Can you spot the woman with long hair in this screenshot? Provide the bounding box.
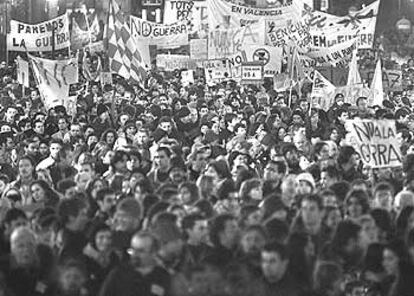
[30,179,61,208]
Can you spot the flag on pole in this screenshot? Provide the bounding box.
[29,54,78,111]
[106,0,147,86]
[347,48,362,86]
[370,59,384,106]
[311,70,336,111]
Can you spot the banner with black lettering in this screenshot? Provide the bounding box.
[163,0,208,37]
[7,14,70,52]
[345,119,402,168]
[29,54,79,110]
[130,16,189,48]
[299,38,357,68]
[207,0,300,29]
[306,0,379,49]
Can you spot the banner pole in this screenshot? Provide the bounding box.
[51,27,56,59]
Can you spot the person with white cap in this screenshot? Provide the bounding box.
[296,172,316,195]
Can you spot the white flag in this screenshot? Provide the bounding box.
[29,54,78,110]
[311,70,336,111]
[370,59,384,106]
[347,48,362,86]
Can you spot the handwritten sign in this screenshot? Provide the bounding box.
[300,38,357,68]
[345,119,402,168]
[7,14,70,52]
[181,70,194,86]
[130,16,189,48]
[267,18,312,49]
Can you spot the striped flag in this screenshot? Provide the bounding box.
[107,0,147,86]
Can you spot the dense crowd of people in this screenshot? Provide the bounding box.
[0,48,413,296]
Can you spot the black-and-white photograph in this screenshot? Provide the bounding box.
[0,0,413,295]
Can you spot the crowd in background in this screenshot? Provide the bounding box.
[0,46,413,296]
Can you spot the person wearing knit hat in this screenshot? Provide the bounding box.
[296,172,315,195]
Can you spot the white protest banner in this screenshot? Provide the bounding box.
[345,119,402,168]
[190,39,207,60]
[181,70,194,86]
[310,70,336,110]
[29,54,78,110]
[242,45,283,77]
[156,54,197,71]
[266,17,312,49]
[164,0,208,37]
[7,14,70,52]
[164,0,194,23]
[299,38,357,68]
[241,62,264,85]
[207,0,300,29]
[16,57,30,88]
[208,24,265,59]
[130,16,189,48]
[306,0,379,49]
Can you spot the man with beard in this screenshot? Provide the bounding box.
[100,231,170,296]
[281,143,302,175]
[262,160,286,197]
